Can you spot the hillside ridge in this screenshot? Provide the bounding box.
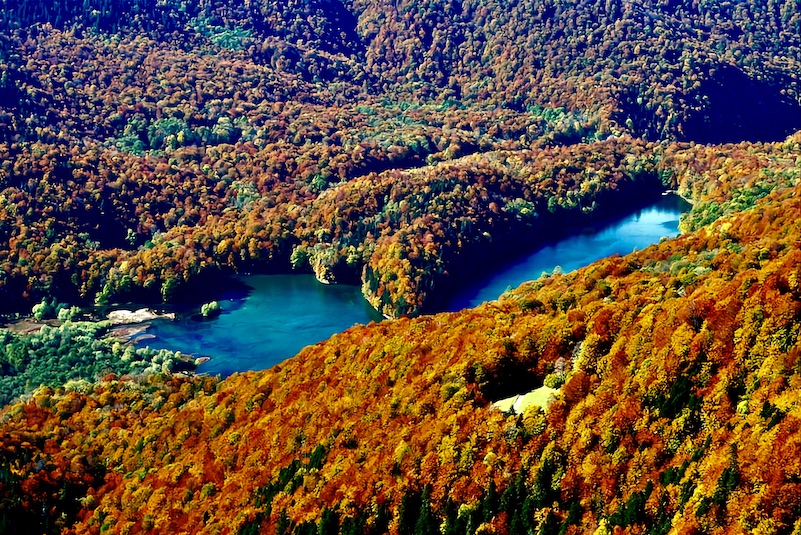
[1,137,800,532]
[1,1,801,533]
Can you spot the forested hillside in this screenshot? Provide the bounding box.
[1,0,801,533]
[0,140,799,533]
[1,0,801,317]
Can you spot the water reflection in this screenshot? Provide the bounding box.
[446,195,689,311]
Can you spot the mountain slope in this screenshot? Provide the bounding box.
[1,2,801,533]
[1,139,799,533]
[1,0,801,316]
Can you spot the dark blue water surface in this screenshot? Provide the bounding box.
[139,195,688,375]
[446,194,690,311]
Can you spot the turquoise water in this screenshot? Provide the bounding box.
[139,195,688,375]
[141,275,382,376]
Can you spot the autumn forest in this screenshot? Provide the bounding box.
[1,0,801,533]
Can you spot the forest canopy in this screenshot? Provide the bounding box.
[1,1,801,534]
[1,0,801,317]
[0,150,799,534]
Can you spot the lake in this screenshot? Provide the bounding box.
[140,275,382,376]
[138,194,689,375]
[446,194,690,311]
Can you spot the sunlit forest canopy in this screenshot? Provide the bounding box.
[2,0,801,319]
[1,2,801,533]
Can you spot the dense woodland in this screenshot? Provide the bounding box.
[1,0,801,533]
[0,144,799,533]
[2,0,801,317]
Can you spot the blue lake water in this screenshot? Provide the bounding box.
[446,194,690,311]
[141,275,382,376]
[139,195,689,375]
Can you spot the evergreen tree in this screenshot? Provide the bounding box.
[318,508,339,535]
[398,489,422,535]
[481,479,499,522]
[415,486,438,535]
